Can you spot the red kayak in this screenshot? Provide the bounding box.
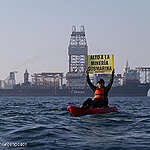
[67,106,118,117]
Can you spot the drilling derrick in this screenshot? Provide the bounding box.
[66,25,88,89]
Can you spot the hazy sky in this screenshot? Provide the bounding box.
[0,0,150,82]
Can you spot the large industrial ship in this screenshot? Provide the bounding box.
[0,26,150,96]
[0,67,149,97]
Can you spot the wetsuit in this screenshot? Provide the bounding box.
[82,71,114,108]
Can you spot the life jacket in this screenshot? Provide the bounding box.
[93,87,105,100]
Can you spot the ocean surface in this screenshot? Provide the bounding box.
[0,96,150,150]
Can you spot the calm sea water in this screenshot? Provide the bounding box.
[0,96,150,150]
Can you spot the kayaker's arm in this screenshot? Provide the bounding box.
[86,70,96,92]
[105,69,114,92]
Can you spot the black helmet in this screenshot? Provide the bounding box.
[97,79,105,85]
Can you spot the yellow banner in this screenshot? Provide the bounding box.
[86,54,114,74]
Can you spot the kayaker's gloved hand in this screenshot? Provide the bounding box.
[85,69,89,76]
[112,69,115,75]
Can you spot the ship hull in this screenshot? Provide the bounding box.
[109,84,150,97]
[0,83,149,97]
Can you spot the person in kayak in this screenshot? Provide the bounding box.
[80,69,114,109]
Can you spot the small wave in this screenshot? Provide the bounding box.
[49,107,67,111]
[8,125,48,136]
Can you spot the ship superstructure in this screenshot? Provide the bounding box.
[123,61,140,85]
[0,71,17,89]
